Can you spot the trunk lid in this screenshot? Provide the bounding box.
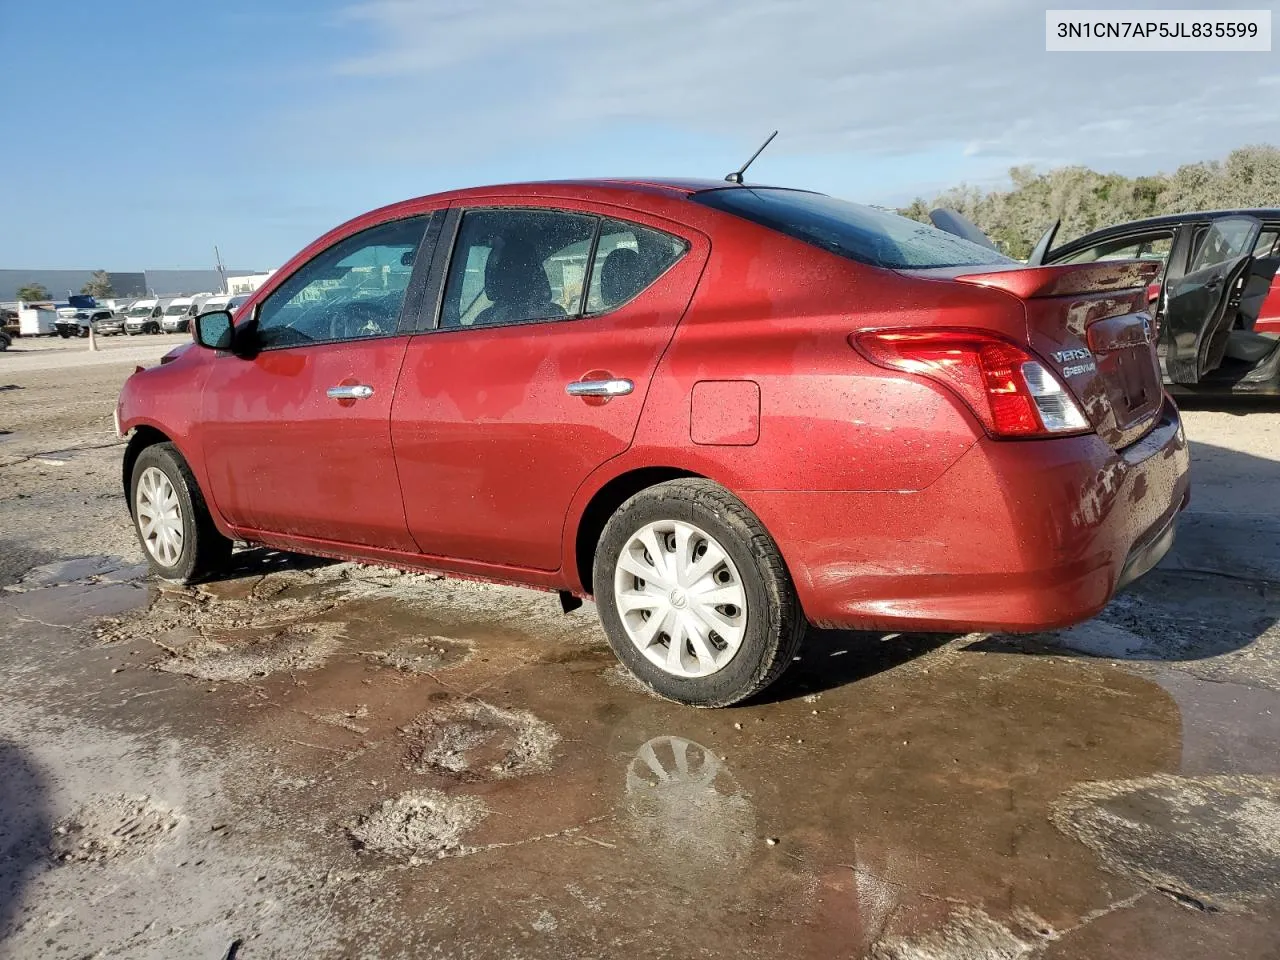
[945,260,1164,450]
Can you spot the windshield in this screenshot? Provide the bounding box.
[128,305,154,317]
[692,187,1013,270]
[164,303,190,315]
[202,300,228,313]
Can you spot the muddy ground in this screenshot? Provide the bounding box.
[2,333,1279,959]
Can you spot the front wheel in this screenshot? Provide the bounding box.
[130,442,232,583]
[59,330,71,339]
[594,479,806,708]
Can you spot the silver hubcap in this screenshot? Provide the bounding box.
[613,520,747,678]
[136,466,184,567]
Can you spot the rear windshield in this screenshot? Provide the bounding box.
[692,187,1013,270]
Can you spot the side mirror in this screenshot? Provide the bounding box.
[193,310,234,351]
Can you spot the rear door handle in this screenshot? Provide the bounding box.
[327,384,374,400]
[566,378,633,397]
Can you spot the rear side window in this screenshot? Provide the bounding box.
[586,219,687,313]
[440,209,688,328]
[692,188,1012,269]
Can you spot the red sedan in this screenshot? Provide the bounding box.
[117,178,1190,706]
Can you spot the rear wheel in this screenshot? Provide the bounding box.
[594,479,805,707]
[130,443,232,583]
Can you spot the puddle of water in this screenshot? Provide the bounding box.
[5,580,150,629]
[5,555,148,592]
[1053,774,1280,912]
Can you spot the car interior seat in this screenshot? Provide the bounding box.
[473,239,564,326]
[598,248,646,308]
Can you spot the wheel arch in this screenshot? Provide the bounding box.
[571,466,704,595]
[121,425,175,515]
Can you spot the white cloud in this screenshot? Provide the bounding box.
[312,0,1279,175]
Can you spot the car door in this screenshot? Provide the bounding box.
[391,203,708,570]
[1162,216,1262,383]
[199,211,443,549]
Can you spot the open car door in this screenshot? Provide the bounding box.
[1162,216,1263,384]
[1025,220,1059,266]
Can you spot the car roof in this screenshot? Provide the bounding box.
[359,178,812,219]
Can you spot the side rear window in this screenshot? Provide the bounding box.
[439,209,688,329]
[586,219,687,314]
[691,187,1011,269]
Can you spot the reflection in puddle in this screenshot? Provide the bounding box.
[624,735,755,869]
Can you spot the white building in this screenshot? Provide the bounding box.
[226,271,276,295]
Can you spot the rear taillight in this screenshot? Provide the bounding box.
[852,328,1090,438]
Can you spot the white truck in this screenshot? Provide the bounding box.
[160,296,202,333]
[124,298,165,335]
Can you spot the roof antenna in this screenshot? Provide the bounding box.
[724,130,778,184]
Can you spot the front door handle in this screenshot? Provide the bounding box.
[566,378,634,398]
[327,384,375,400]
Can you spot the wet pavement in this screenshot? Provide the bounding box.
[2,517,1279,959]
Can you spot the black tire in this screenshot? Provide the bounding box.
[593,478,806,708]
[130,442,232,583]
[59,330,71,339]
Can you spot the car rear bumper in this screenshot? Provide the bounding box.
[745,397,1190,633]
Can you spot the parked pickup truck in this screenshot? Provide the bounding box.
[55,307,114,338]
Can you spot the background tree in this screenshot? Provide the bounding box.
[16,283,51,303]
[80,270,115,298]
[900,144,1280,259]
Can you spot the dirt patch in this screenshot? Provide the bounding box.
[347,788,488,864]
[313,704,371,734]
[154,621,346,682]
[400,700,559,781]
[869,906,1055,960]
[50,794,180,864]
[601,661,652,695]
[1052,774,1280,911]
[365,635,473,673]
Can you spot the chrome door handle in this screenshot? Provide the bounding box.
[566,378,633,397]
[327,384,375,400]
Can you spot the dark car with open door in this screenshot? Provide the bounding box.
[930,208,1280,396]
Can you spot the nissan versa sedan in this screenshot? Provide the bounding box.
[116,178,1190,706]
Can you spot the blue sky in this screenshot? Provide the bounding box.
[1,0,1277,269]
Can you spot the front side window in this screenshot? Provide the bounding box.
[254,215,429,349]
[441,209,597,328]
[692,187,1011,270]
